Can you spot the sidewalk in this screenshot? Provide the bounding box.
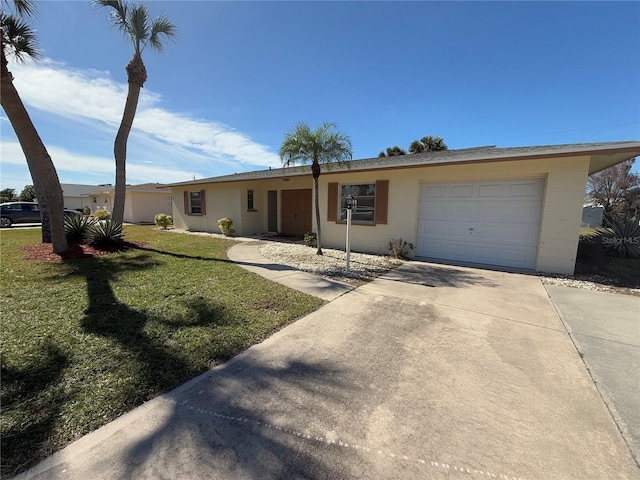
[226,241,354,301]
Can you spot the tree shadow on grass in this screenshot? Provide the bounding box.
[0,341,69,479]
[131,244,234,263]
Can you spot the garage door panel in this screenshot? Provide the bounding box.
[417,179,544,269]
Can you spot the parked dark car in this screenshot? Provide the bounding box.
[0,202,77,228]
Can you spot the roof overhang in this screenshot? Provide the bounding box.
[165,141,640,188]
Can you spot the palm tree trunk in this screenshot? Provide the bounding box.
[314,175,323,255]
[1,49,68,253]
[112,53,146,225]
[112,79,141,225]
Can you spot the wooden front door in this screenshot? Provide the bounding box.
[280,189,312,235]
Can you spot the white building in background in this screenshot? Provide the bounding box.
[61,183,172,223]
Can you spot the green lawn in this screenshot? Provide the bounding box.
[0,226,323,478]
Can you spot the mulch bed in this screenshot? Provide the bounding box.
[21,241,148,262]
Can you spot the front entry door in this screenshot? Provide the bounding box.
[280,189,312,235]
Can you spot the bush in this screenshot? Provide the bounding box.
[594,217,640,258]
[87,219,124,246]
[82,206,91,216]
[64,213,96,243]
[303,231,317,247]
[388,238,415,260]
[218,217,235,236]
[94,210,111,221]
[154,213,173,230]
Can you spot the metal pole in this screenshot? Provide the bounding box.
[346,207,351,273]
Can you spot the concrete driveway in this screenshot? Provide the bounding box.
[545,285,640,467]
[16,262,638,480]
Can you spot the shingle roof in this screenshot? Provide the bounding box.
[165,140,640,187]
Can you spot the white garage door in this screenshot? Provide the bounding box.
[417,179,544,269]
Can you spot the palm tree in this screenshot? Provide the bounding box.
[409,135,448,154]
[280,122,352,255]
[1,0,68,252]
[94,0,176,225]
[378,146,407,157]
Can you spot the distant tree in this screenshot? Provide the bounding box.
[18,184,36,201]
[1,188,16,202]
[378,146,406,157]
[280,121,352,255]
[1,0,68,252]
[408,135,448,154]
[588,159,640,224]
[95,0,176,225]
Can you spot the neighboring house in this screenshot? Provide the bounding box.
[581,203,604,229]
[61,183,113,213]
[61,183,172,223]
[166,141,640,275]
[120,183,173,224]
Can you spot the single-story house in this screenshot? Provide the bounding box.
[61,183,172,223]
[166,141,640,275]
[61,183,113,213]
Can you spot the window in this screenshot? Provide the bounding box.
[339,183,375,223]
[190,192,202,214]
[184,190,206,215]
[247,190,255,211]
[328,180,388,225]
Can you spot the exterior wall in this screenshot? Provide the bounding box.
[124,191,172,223]
[172,176,313,234]
[582,206,604,228]
[173,155,591,274]
[64,194,111,213]
[317,155,590,274]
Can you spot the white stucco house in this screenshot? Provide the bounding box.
[166,141,640,275]
[61,183,172,223]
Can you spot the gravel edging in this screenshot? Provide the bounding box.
[258,242,403,285]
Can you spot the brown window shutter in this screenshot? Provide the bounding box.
[327,182,338,222]
[374,180,388,225]
[183,191,189,215]
[200,189,206,215]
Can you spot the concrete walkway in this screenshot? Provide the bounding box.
[227,241,354,301]
[14,258,639,480]
[546,285,640,466]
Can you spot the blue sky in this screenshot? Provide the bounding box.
[1,1,639,191]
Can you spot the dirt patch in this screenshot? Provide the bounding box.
[21,241,148,262]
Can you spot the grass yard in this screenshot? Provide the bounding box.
[0,226,324,478]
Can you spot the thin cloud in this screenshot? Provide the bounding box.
[9,58,281,170]
[1,141,199,184]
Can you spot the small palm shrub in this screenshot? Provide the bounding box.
[94,210,111,221]
[64,213,96,243]
[218,217,235,236]
[304,231,317,247]
[87,219,124,246]
[82,206,91,216]
[154,213,173,229]
[594,217,640,258]
[388,238,415,260]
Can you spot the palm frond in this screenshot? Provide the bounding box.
[128,4,149,53]
[9,0,38,19]
[1,12,40,61]
[92,0,129,32]
[279,121,352,171]
[146,15,176,52]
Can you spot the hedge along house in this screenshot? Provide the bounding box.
[167,141,640,275]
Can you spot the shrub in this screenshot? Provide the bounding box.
[303,231,317,247]
[82,206,91,216]
[64,213,96,243]
[593,217,640,258]
[87,219,124,246]
[94,210,111,221]
[388,238,415,260]
[154,213,173,230]
[218,217,235,236]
